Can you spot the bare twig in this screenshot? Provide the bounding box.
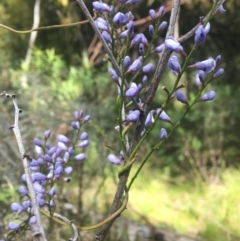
[1,91,47,241]
[53,213,80,241]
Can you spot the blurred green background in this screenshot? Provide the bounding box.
[0,0,240,240]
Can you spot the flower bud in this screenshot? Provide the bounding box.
[154,43,165,53]
[57,135,70,144]
[159,128,167,140]
[156,108,171,123]
[126,56,143,74]
[74,153,86,161]
[149,25,154,36]
[11,203,23,212]
[159,6,165,16]
[44,130,51,139]
[124,56,131,69]
[108,153,121,165]
[158,21,168,31]
[139,43,145,56]
[125,82,138,98]
[126,110,140,122]
[149,9,156,19]
[8,222,20,230]
[165,36,186,55]
[214,68,224,78]
[194,25,207,45]
[142,63,154,74]
[168,55,181,75]
[200,90,216,101]
[175,90,188,104]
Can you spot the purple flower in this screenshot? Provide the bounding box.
[214,68,224,78]
[125,82,138,97]
[159,6,165,16]
[102,31,112,44]
[54,165,64,177]
[193,57,216,73]
[140,33,148,46]
[71,121,80,130]
[149,25,154,36]
[124,56,131,69]
[130,34,142,47]
[33,182,45,194]
[33,172,47,182]
[126,56,143,74]
[194,25,207,45]
[200,90,216,101]
[218,4,226,13]
[195,70,205,89]
[44,130,51,139]
[125,0,140,4]
[127,20,134,31]
[175,90,188,104]
[57,141,68,151]
[142,63,153,74]
[139,43,145,56]
[65,166,73,174]
[149,9,156,19]
[154,43,165,53]
[22,200,31,210]
[11,203,23,212]
[93,2,110,12]
[204,22,211,34]
[8,222,20,230]
[57,134,70,144]
[156,108,172,123]
[158,21,168,31]
[215,55,221,64]
[108,153,121,165]
[142,75,148,83]
[119,29,129,39]
[19,186,28,196]
[145,110,154,127]
[126,110,140,122]
[168,55,181,75]
[83,115,91,123]
[78,140,90,148]
[160,128,167,140]
[62,152,69,163]
[49,187,56,196]
[80,132,88,140]
[108,67,119,83]
[33,138,42,147]
[113,12,128,24]
[94,18,109,31]
[74,153,86,161]
[29,216,37,225]
[165,36,186,55]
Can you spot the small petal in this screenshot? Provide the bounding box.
[142,63,154,74]
[108,67,119,83]
[142,75,148,83]
[11,203,23,212]
[102,31,112,44]
[156,108,171,123]
[218,4,226,13]
[165,36,185,55]
[159,6,165,16]
[33,138,43,147]
[19,186,28,196]
[108,153,121,165]
[71,121,80,130]
[57,141,68,151]
[195,70,205,88]
[57,135,70,144]
[74,153,86,161]
[65,166,73,175]
[158,21,168,31]
[80,132,88,140]
[125,82,138,98]
[126,110,140,122]
[78,140,90,148]
[154,43,165,53]
[149,9,156,19]
[149,24,154,36]
[139,43,145,55]
[126,56,143,74]
[200,90,216,101]
[49,187,56,196]
[8,222,20,230]
[145,110,154,127]
[113,12,128,24]
[160,128,167,140]
[83,115,91,123]
[124,56,131,69]
[29,216,37,225]
[175,90,188,104]
[194,25,207,45]
[44,130,51,139]
[214,68,224,78]
[168,55,181,74]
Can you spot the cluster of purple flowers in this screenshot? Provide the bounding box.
[93,1,226,164]
[7,110,90,234]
